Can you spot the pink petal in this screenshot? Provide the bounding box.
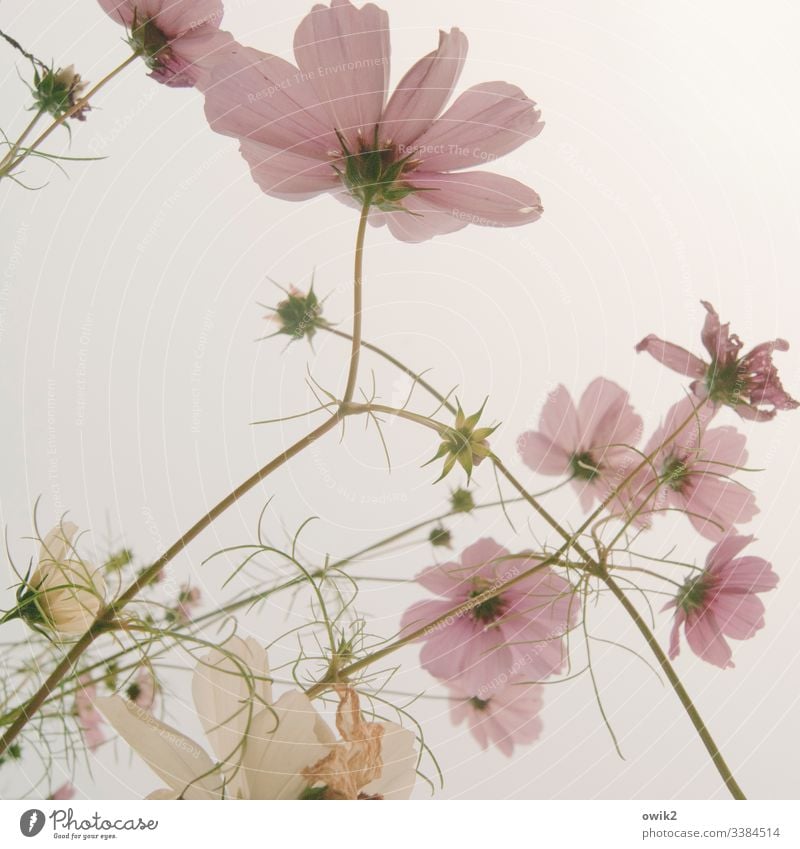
[538,385,580,452]
[414,561,472,599]
[695,426,748,470]
[700,301,741,365]
[203,47,337,156]
[716,556,779,593]
[635,335,706,379]
[293,0,390,150]
[399,598,454,638]
[412,82,543,171]
[406,171,542,228]
[381,28,468,148]
[517,430,571,476]
[380,190,469,242]
[239,138,339,200]
[420,623,513,694]
[684,474,758,540]
[705,534,754,573]
[576,481,597,512]
[167,28,237,87]
[577,378,642,450]
[667,608,685,660]
[459,538,511,581]
[684,610,734,668]
[708,592,766,640]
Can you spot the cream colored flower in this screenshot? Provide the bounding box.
[23,523,105,636]
[96,637,417,800]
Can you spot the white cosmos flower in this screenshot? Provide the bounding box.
[23,523,105,636]
[96,637,417,800]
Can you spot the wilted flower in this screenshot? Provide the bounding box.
[97,0,234,87]
[4,523,106,637]
[203,0,543,241]
[664,535,778,669]
[636,301,799,422]
[448,680,544,757]
[617,398,757,540]
[32,65,89,120]
[427,401,495,482]
[400,538,576,695]
[75,677,105,752]
[97,637,416,799]
[517,378,643,511]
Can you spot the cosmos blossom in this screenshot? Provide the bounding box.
[96,637,416,799]
[202,0,543,242]
[636,301,798,422]
[448,680,544,757]
[517,378,643,511]
[664,535,778,669]
[400,539,576,695]
[97,0,234,87]
[616,397,757,540]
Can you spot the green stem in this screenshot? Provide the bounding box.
[0,108,44,172]
[0,194,379,755]
[600,569,746,800]
[341,202,370,405]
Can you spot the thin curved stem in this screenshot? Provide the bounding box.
[341,202,370,405]
[0,197,378,754]
[0,109,44,172]
[600,570,746,799]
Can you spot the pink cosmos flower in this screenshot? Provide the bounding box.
[97,0,234,87]
[664,535,778,669]
[636,301,798,422]
[517,378,643,511]
[400,538,576,695]
[448,680,544,757]
[617,397,757,541]
[75,678,105,752]
[49,783,77,800]
[202,0,543,242]
[126,668,156,710]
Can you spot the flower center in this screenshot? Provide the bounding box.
[469,697,491,711]
[661,455,689,491]
[333,128,420,211]
[126,682,142,702]
[469,581,505,623]
[571,450,600,481]
[128,14,171,72]
[705,359,745,406]
[676,575,708,613]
